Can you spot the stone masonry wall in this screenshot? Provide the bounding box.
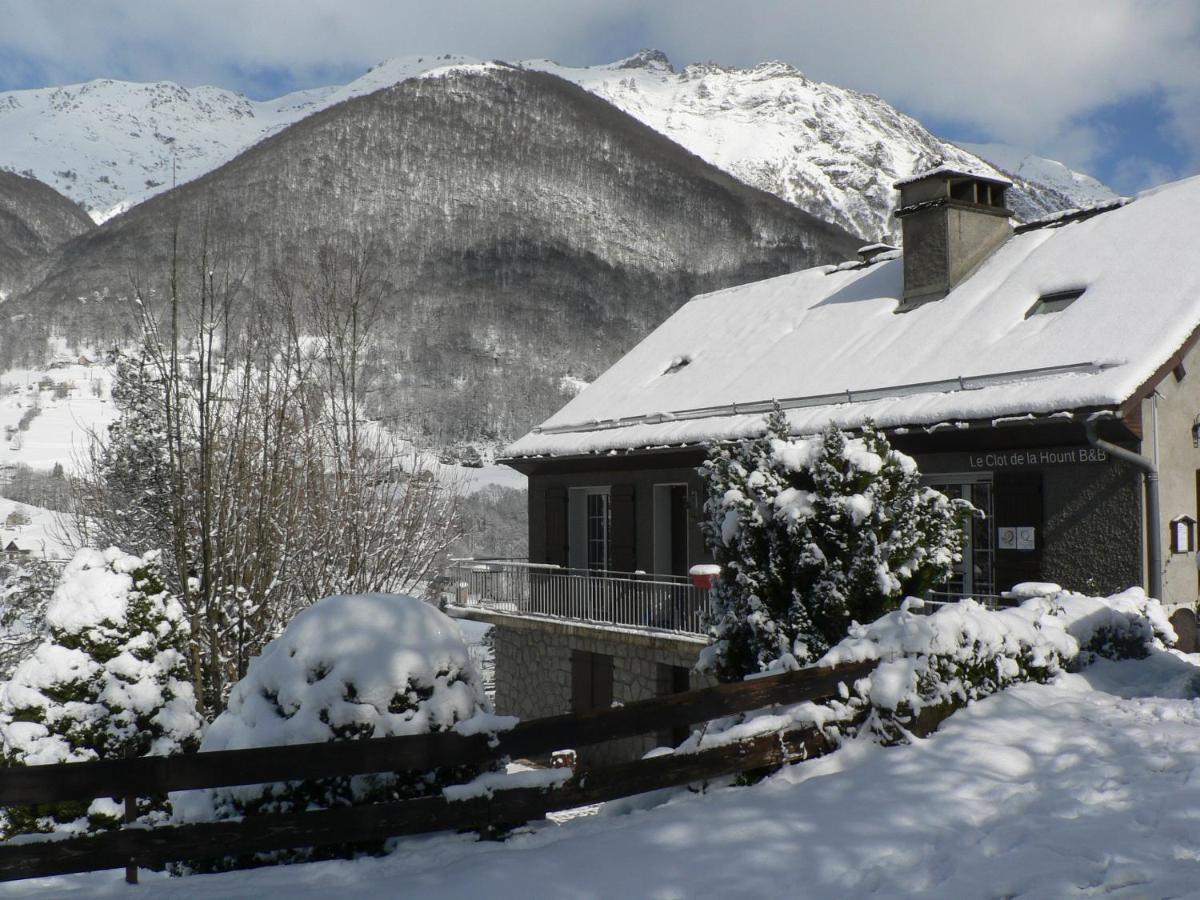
[478,612,714,764]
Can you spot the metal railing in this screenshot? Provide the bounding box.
[921,591,1013,612]
[446,559,710,635]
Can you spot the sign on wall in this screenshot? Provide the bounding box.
[968,447,1107,470]
[998,526,1036,551]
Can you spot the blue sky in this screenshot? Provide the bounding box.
[1,0,1197,195]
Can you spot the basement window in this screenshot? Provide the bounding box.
[1025,288,1085,318]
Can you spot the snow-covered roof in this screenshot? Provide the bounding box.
[507,175,1200,459]
[894,164,1012,188]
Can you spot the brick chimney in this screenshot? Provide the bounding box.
[893,167,1012,311]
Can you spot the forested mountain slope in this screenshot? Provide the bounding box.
[4,65,861,443]
[0,171,92,298]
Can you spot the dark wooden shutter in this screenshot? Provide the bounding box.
[656,664,692,746]
[610,484,637,573]
[571,650,614,713]
[994,471,1044,589]
[544,485,568,567]
[570,649,591,713]
[670,486,689,576]
[592,653,614,710]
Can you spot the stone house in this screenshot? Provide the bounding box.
[451,168,1200,752]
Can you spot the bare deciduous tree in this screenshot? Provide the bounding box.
[73,233,464,713]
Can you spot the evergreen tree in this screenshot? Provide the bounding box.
[89,351,179,559]
[700,411,972,681]
[0,548,203,837]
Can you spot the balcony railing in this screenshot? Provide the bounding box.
[445,559,710,635]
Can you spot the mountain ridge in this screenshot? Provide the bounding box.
[0,50,1118,240]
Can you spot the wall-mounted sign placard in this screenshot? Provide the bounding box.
[998,526,1037,551]
[968,446,1107,470]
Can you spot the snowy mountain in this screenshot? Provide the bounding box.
[4,65,859,443]
[530,51,1119,242]
[0,51,1116,239]
[0,55,476,222]
[956,140,1119,209]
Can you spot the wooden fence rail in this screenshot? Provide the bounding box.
[0,658,877,883]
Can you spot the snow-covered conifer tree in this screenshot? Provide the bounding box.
[700,411,971,680]
[88,352,178,559]
[0,548,203,837]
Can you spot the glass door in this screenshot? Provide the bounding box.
[927,476,994,598]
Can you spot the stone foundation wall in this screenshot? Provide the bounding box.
[464,611,714,764]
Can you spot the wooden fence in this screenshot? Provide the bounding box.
[0,658,877,884]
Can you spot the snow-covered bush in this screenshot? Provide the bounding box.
[0,547,202,837]
[1022,586,1175,662]
[699,412,971,680]
[690,588,1177,753]
[819,597,1077,741]
[173,593,494,861]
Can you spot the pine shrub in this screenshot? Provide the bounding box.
[0,548,202,837]
[700,411,972,680]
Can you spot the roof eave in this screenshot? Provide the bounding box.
[501,405,1135,468]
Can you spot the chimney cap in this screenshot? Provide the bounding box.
[895,165,1012,190]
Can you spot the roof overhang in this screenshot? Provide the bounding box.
[500,405,1138,474]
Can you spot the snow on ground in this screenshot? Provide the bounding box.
[0,497,70,559]
[0,353,522,495]
[9,650,1200,898]
[455,463,526,494]
[0,359,115,474]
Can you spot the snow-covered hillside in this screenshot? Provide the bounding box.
[0,357,115,473]
[0,51,1115,238]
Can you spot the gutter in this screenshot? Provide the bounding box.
[533,360,1120,437]
[1085,419,1162,600]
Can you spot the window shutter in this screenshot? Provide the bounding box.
[570,649,592,714]
[544,486,568,567]
[592,652,614,710]
[610,483,637,573]
[571,650,614,712]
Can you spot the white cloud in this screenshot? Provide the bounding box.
[1,0,1198,184]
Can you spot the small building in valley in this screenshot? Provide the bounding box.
[451,169,1200,748]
